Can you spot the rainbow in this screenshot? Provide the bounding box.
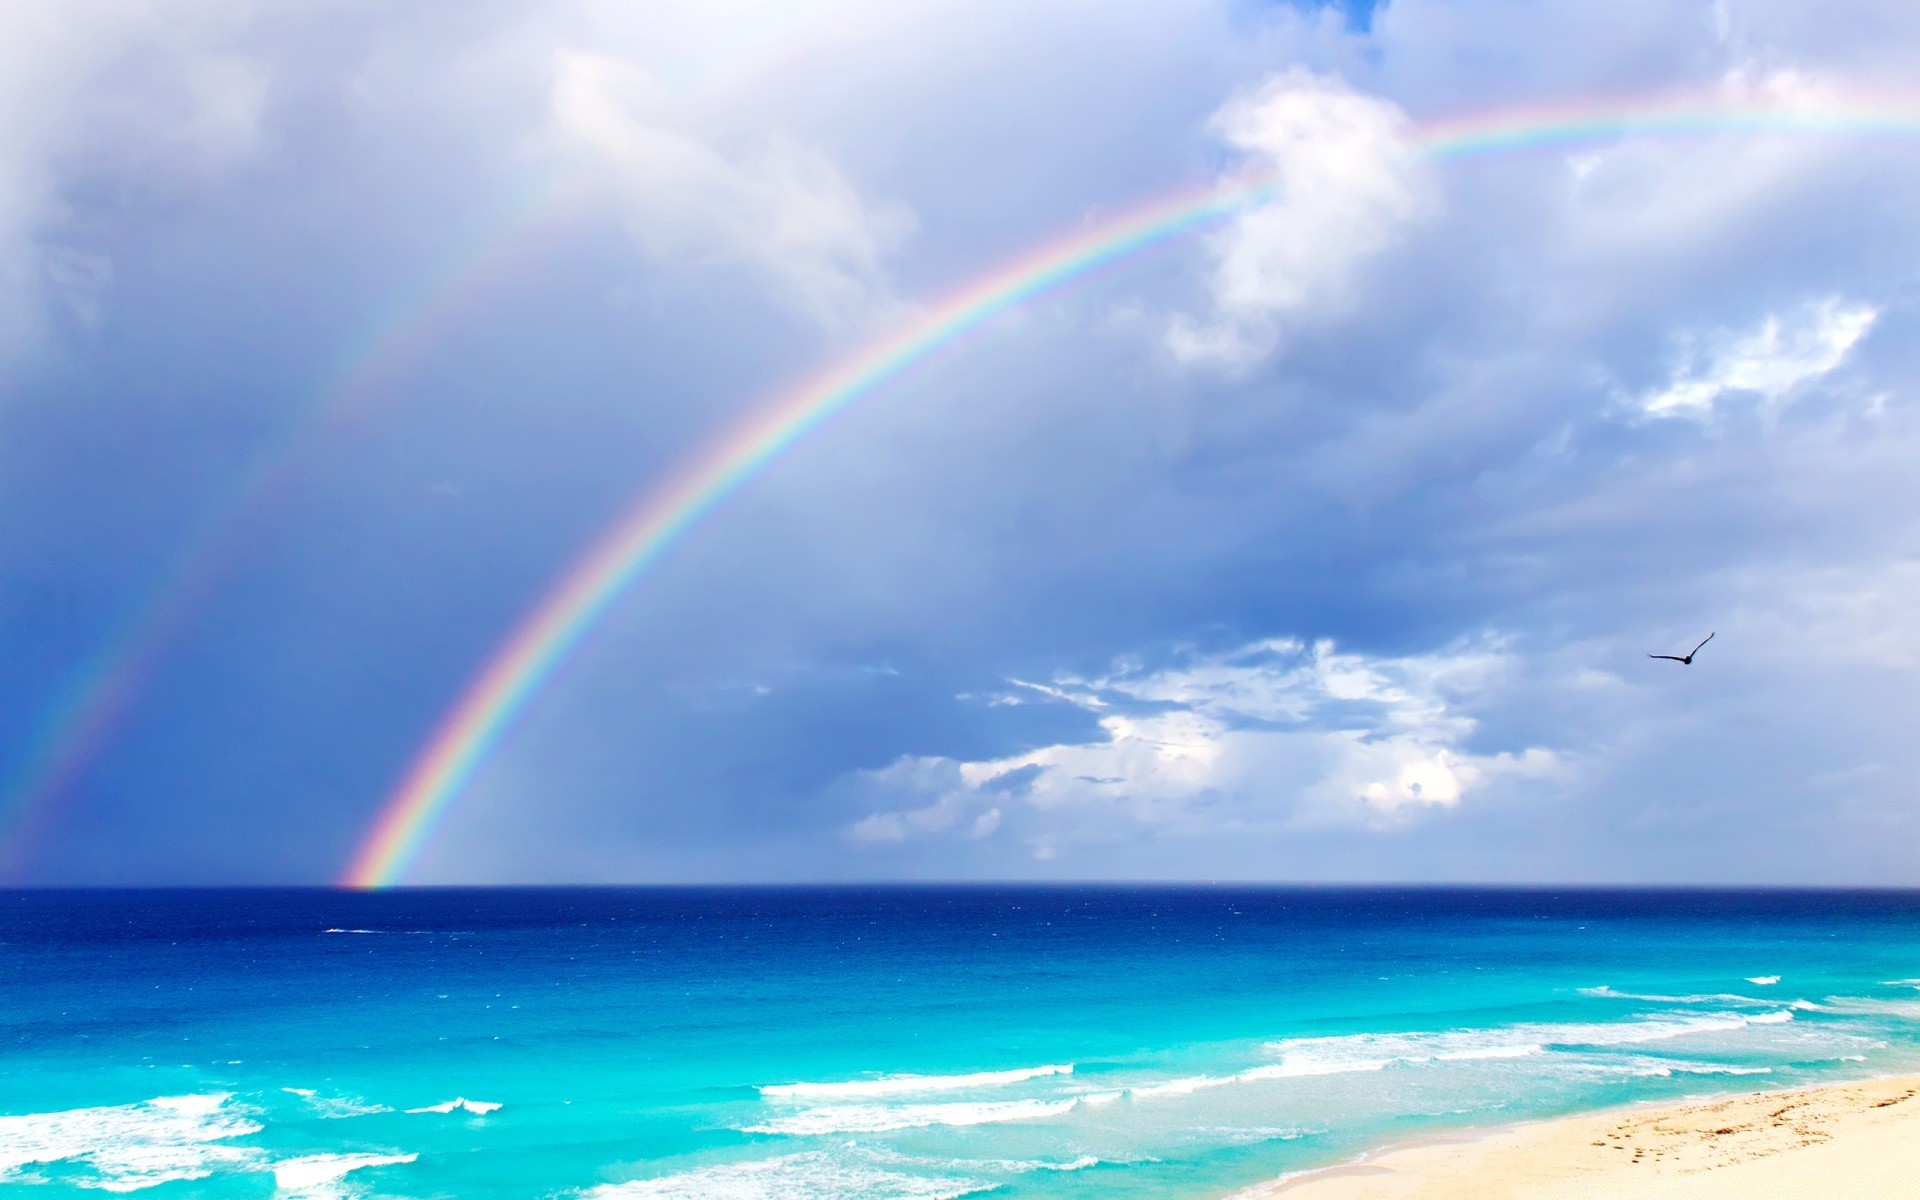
[328,89,1920,886]
[0,174,574,875]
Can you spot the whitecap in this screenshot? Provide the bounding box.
[743,1096,1084,1136]
[1256,1011,1796,1079]
[0,1093,262,1192]
[965,1153,1108,1174]
[1580,986,1778,1007]
[1747,976,1781,986]
[1565,1057,1773,1078]
[405,1098,501,1115]
[284,1090,390,1120]
[1812,996,1920,1019]
[1027,1155,1102,1172]
[760,1064,1071,1099]
[272,1152,415,1195]
[584,1151,990,1200]
[1127,1074,1235,1099]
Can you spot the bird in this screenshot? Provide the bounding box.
[1649,632,1714,665]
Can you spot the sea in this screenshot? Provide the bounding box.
[3,887,1919,1199]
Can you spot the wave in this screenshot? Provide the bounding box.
[406,1098,501,1115]
[1021,1155,1102,1172]
[1579,986,1780,1007]
[1567,1057,1774,1078]
[1747,976,1781,986]
[1127,1074,1239,1098]
[1259,1010,1795,1077]
[272,1152,415,1196]
[1121,1043,1542,1102]
[0,1093,262,1192]
[281,1089,389,1119]
[760,1064,1072,1099]
[1809,996,1920,1019]
[743,1096,1092,1136]
[321,929,381,935]
[760,1008,1813,1130]
[583,1151,991,1200]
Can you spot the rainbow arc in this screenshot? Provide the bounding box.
[179,91,1920,887]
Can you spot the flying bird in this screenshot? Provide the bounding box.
[1649,632,1714,665]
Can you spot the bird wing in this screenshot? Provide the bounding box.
[1648,654,1686,662]
[1689,632,1715,657]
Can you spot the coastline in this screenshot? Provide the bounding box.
[1234,1073,1920,1199]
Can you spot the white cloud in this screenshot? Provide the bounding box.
[1639,298,1878,417]
[847,638,1560,854]
[547,49,911,324]
[0,1,266,358]
[1169,69,1430,367]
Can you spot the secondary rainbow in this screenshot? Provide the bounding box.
[348,89,1920,887]
[0,173,572,873]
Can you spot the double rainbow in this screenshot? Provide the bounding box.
[236,94,1920,885]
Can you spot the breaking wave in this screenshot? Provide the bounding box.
[272,1152,416,1196]
[1258,1010,1796,1077]
[583,1152,992,1200]
[761,1064,1072,1099]
[406,1098,502,1115]
[281,1089,390,1119]
[0,1093,262,1192]
[743,1096,1092,1136]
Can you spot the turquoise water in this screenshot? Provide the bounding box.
[3,887,1919,1198]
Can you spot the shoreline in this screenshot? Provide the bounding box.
[1232,1073,1920,1199]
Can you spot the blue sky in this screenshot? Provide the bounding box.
[3,0,1919,884]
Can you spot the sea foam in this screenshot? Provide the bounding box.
[0,1093,262,1192]
[406,1098,502,1115]
[1579,986,1779,1007]
[584,1151,991,1200]
[743,1096,1087,1136]
[272,1152,416,1195]
[282,1089,390,1119]
[1232,1012,1799,1084]
[760,1064,1072,1099]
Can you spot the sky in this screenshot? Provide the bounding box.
[3,0,1919,885]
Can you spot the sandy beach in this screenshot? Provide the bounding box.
[1245,1074,1920,1199]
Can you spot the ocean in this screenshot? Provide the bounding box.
[3,887,1918,1198]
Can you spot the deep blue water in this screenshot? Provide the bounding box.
[3,887,1919,1198]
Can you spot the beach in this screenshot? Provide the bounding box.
[9,888,1920,1197]
[1249,1074,1920,1199]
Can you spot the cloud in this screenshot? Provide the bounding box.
[21,0,1920,886]
[0,1,267,359]
[547,49,912,324]
[1637,298,1878,417]
[1169,69,1430,367]
[846,638,1561,856]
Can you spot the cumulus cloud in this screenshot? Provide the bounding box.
[1637,298,1878,418]
[847,638,1560,856]
[547,49,912,324]
[1169,69,1430,367]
